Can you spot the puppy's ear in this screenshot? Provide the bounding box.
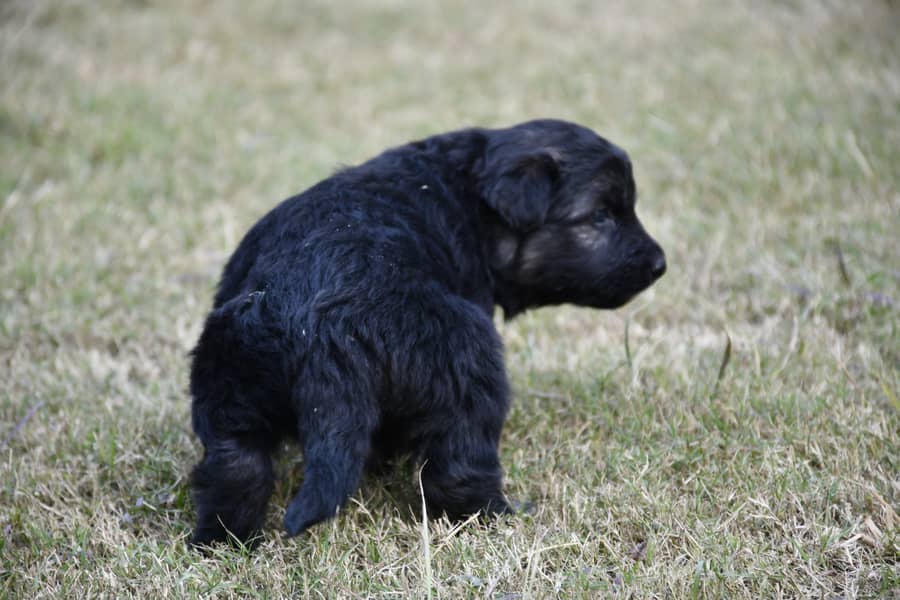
[484,152,559,231]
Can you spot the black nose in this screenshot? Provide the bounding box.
[650,253,666,280]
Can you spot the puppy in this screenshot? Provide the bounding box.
[188,119,665,546]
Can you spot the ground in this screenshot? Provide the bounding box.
[1,0,898,597]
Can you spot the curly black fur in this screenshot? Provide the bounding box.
[188,119,666,547]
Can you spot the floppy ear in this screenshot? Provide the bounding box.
[484,152,559,231]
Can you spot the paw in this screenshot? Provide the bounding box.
[283,496,335,537]
[188,526,226,550]
[282,505,309,537]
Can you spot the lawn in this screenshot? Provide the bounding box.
[1,0,898,597]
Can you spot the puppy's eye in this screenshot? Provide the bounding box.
[593,207,611,225]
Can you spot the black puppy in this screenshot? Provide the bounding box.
[189,119,665,546]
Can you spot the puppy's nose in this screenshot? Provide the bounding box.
[650,253,667,280]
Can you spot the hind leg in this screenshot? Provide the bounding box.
[283,430,372,536]
[190,437,275,547]
[283,372,378,536]
[419,419,512,521]
[392,290,514,521]
[417,374,512,520]
[188,296,285,547]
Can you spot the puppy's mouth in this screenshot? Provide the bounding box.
[586,274,659,309]
[588,293,636,310]
[609,294,637,308]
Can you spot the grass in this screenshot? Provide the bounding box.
[1,0,898,597]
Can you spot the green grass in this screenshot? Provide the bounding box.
[2,0,898,597]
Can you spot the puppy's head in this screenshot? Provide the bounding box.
[480,119,666,316]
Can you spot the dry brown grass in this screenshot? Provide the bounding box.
[2,0,898,597]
